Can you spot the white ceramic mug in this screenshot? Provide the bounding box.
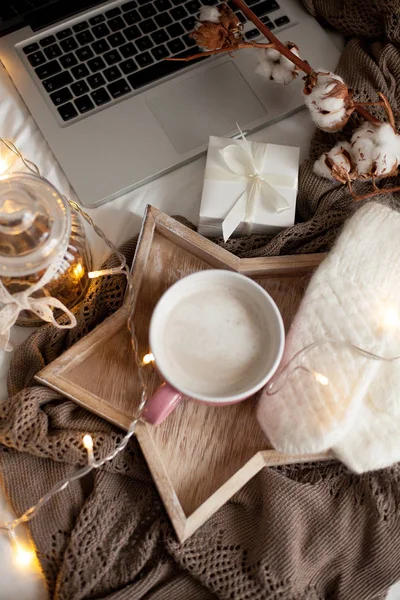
[141,270,285,425]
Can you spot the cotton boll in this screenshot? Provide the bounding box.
[305,97,343,115]
[312,70,345,89]
[350,122,400,178]
[255,57,294,84]
[255,50,273,78]
[375,122,398,145]
[255,59,273,79]
[271,64,296,85]
[198,6,220,22]
[353,158,372,177]
[310,106,348,132]
[328,141,353,171]
[351,122,377,143]
[264,47,281,61]
[218,4,242,33]
[375,122,394,137]
[304,71,351,129]
[303,71,345,110]
[351,136,375,175]
[304,99,324,115]
[191,20,226,51]
[374,123,400,160]
[350,129,375,152]
[317,95,347,114]
[313,141,353,182]
[374,152,397,176]
[256,43,299,84]
[304,87,346,114]
[313,154,336,181]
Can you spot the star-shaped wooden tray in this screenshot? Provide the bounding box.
[36,206,331,542]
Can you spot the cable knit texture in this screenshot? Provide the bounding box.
[257,202,400,471]
[2,1,400,598]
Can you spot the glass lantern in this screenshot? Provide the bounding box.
[0,172,91,327]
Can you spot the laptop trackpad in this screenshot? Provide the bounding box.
[146,61,267,154]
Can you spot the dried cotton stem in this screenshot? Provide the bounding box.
[353,104,380,124]
[168,41,274,61]
[352,185,400,202]
[355,101,385,107]
[379,92,396,130]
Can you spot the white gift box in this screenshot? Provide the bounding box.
[198,136,300,241]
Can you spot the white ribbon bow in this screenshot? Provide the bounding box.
[0,254,77,352]
[218,131,295,241]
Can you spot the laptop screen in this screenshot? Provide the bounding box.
[0,0,107,36]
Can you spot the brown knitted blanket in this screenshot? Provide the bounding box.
[2,2,400,598]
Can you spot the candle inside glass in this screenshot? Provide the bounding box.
[0,173,91,326]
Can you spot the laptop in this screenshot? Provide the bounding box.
[0,0,340,207]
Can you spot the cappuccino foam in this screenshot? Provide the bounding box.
[160,285,269,398]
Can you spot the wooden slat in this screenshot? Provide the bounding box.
[239,253,325,276]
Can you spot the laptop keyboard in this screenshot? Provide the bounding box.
[21,0,292,123]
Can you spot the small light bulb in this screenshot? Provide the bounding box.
[142,353,154,365]
[382,306,399,329]
[313,371,329,386]
[0,157,9,175]
[13,542,35,569]
[83,434,93,450]
[72,262,84,278]
[83,434,94,465]
[88,267,123,279]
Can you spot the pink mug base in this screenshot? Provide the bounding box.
[142,383,182,426]
[141,384,259,426]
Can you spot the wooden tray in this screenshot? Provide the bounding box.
[36,206,332,542]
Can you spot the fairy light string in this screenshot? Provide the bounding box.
[0,138,150,566]
[266,336,400,396]
[1,139,400,569]
[0,394,147,532]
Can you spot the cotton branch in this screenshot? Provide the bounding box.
[168,41,273,61]
[379,92,396,130]
[230,0,313,74]
[231,0,381,124]
[169,0,380,125]
[354,105,380,124]
[352,185,400,202]
[170,1,400,202]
